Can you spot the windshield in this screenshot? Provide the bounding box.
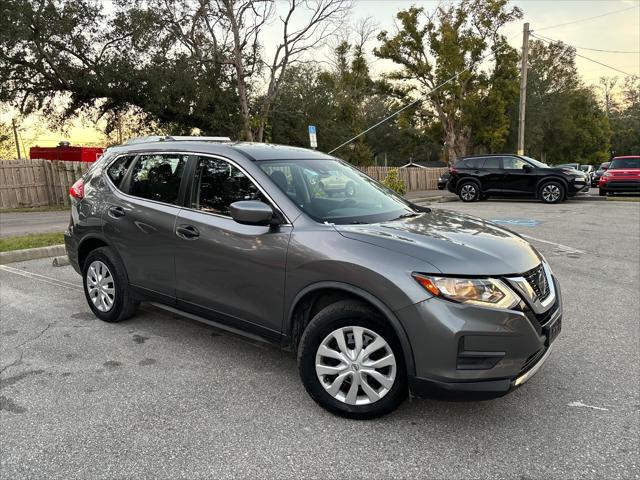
[522,156,549,168]
[258,159,416,224]
[609,157,640,169]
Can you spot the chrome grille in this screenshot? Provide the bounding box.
[523,264,550,301]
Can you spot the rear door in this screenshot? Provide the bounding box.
[102,152,188,301]
[480,156,505,192]
[174,155,291,338]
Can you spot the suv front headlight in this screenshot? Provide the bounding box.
[413,274,520,310]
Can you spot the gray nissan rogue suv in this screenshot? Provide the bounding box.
[65,137,562,419]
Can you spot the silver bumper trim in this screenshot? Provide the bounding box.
[513,346,553,387]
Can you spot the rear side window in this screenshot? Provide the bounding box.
[191,156,264,216]
[129,154,187,205]
[106,155,135,189]
[483,157,501,169]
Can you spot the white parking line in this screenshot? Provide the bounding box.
[520,234,587,255]
[567,401,609,411]
[0,265,83,292]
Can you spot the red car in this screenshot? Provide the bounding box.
[599,156,640,196]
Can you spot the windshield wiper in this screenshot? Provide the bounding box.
[393,212,421,220]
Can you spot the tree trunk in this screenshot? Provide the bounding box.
[225,0,253,141]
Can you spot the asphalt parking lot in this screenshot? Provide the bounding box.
[1,198,638,479]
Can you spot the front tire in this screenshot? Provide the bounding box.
[82,247,138,322]
[298,300,407,419]
[458,181,480,202]
[599,188,607,197]
[539,181,565,204]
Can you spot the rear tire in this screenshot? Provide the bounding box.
[82,247,138,322]
[458,181,480,202]
[298,300,407,419]
[539,181,565,204]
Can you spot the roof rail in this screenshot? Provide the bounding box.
[125,135,231,145]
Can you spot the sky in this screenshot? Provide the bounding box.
[4,0,640,153]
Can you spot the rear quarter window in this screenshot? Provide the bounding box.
[106,155,136,189]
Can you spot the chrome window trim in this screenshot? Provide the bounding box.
[506,262,556,314]
[103,150,292,226]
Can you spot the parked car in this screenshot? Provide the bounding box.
[447,154,589,203]
[557,162,581,170]
[591,162,610,187]
[437,172,450,190]
[580,164,594,183]
[66,138,562,419]
[318,169,356,197]
[598,156,640,196]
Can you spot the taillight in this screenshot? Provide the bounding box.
[69,178,85,200]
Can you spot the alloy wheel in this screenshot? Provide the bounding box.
[315,326,397,406]
[542,184,561,202]
[460,184,477,201]
[86,260,115,312]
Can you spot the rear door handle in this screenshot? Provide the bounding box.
[176,224,200,240]
[108,206,125,218]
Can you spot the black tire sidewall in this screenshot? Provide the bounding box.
[539,181,565,204]
[458,181,480,202]
[82,247,134,322]
[298,302,407,419]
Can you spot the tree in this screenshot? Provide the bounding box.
[374,0,522,162]
[609,76,640,156]
[0,0,241,136]
[523,40,610,164]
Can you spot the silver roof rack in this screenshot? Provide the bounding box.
[125,135,231,145]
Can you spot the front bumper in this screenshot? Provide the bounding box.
[599,180,640,192]
[398,274,562,400]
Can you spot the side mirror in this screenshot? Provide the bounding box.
[522,164,533,173]
[230,201,276,226]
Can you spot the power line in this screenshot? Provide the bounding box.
[533,4,640,32]
[533,33,640,54]
[530,33,637,77]
[328,33,521,154]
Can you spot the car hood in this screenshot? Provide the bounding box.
[334,209,541,276]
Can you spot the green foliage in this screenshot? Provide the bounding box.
[374,0,522,161]
[522,40,611,164]
[610,77,640,156]
[381,169,407,195]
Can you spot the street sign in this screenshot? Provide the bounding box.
[308,125,317,149]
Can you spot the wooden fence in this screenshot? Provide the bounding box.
[0,160,90,209]
[0,160,448,209]
[359,166,448,191]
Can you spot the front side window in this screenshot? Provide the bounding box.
[129,154,187,204]
[106,155,136,189]
[502,157,529,170]
[191,156,264,216]
[258,159,415,225]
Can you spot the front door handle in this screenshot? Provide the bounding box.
[108,206,125,218]
[176,224,200,240]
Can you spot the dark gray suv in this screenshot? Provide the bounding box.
[65,137,562,419]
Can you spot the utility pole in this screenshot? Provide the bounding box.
[517,22,530,156]
[11,118,21,159]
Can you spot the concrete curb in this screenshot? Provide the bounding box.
[0,244,66,265]
[409,195,458,204]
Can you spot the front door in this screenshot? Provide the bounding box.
[174,155,291,338]
[102,152,188,300]
[501,156,537,194]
